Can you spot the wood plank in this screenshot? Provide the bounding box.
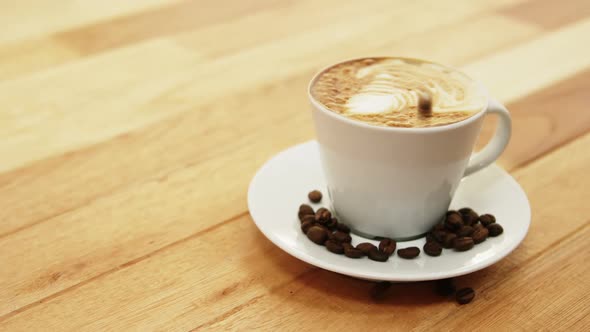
[0,0,183,44]
[0,38,79,81]
[0,38,198,173]
[500,0,590,29]
[0,7,536,236]
[478,68,590,170]
[1,128,588,331]
[0,0,295,82]
[54,0,290,55]
[463,17,590,103]
[0,110,312,317]
[372,14,538,65]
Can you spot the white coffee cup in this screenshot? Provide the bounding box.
[309,59,511,240]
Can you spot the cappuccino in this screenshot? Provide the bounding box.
[310,57,487,128]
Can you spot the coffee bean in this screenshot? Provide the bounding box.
[301,214,315,225]
[370,281,392,301]
[453,237,474,251]
[336,223,351,233]
[456,287,475,305]
[379,238,397,256]
[435,278,456,297]
[325,239,344,254]
[298,204,314,221]
[326,217,338,229]
[368,248,389,262]
[443,233,457,249]
[487,223,504,236]
[344,247,364,258]
[433,222,446,231]
[472,227,489,244]
[473,223,484,231]
[424,241,442,256]
[479,214,496,227]
[456,225,474,237]
[306,226,328,245]
[397,247,420,259]
[459,208,479,226]
[342,243,354,251]
[445,212,463,231]
[308,190,323,203]
[433,230,448,243]
[356,242,377,255]
[315,208,332,224]
[333,231,352,243]
[425,232,439,244]
[301,220,315,234]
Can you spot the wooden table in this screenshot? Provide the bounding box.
[1,0,589,330]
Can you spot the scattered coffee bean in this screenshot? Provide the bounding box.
[379,238,397,256]
[479,214,496,227]
[453,237,474,251]
[433,223,446,231]
[368,248,389,262]
[435,278,456,297]
[397,247,420,259]
[426,232,439,244]
[298,204,314,221]
[370,281,392,301]
[308,190,323,203]
[336,223,351,233]
[342,243,354,251]
[333,231,352,243]
[299,200,504,262]
[300,214,315,224]
[424,241,442,256]
[459,208,479,226]
[326,217,338,229]
[306,226,328,245]
[472,227,489,244]
[443,233,457,249]
[456,225,474,237]
[445,212,463,231]
[356,242,377,255]
[344,247,364,258]
[487,223,504,237]
[456,287,475,305]
[433,230,448,243]
[315,208,332,224]
[325,239,344,254]
[301,220,315,234]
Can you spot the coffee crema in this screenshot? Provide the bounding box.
[310,57,487,128]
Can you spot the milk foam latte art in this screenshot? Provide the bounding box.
[310,57,487,128]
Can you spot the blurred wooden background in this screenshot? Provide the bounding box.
[0,0,589,330]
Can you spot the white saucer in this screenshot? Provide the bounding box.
[248,141,530,282]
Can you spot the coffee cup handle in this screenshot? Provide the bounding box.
[463,98,512,177]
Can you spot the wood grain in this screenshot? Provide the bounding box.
[2,129,588,331]
[0,0,589,330]
[501,0,590,29]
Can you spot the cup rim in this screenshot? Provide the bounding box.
[307,56,490,133]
